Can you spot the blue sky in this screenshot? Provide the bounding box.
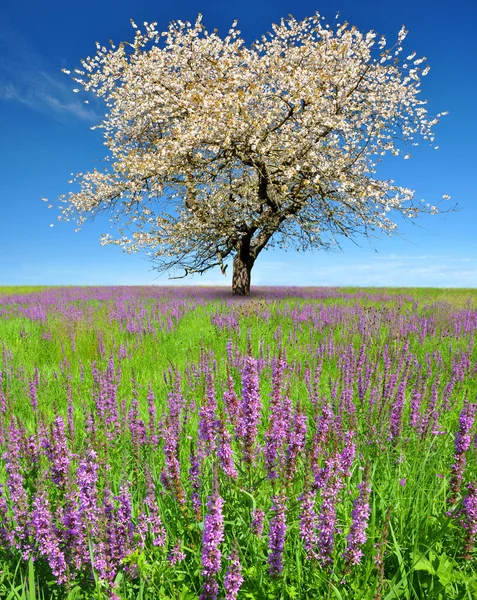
[0,0,476,288]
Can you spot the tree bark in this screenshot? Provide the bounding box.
[232,240,254,295]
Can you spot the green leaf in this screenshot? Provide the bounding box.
[413,556,436,576]
[28,557,36,600]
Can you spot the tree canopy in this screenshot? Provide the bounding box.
[57,13,451,294]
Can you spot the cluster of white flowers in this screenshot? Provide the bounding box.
[56,13,447,276]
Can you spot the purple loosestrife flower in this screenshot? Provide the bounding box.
[223,374,239,426]
[162,416,185,505]
[311,401,334,477]
[251,508,265,537]
[28,379,38,411]
[4,420,30,551]
[43,416,71,487]
[76,449,100,564]
[390,379,407,441]
[224,544,244,600]
[285,405,308,480]
[31,487,68,584]
[0,370,7,414]
[60,487,83,572]
[343,479,372,568]
[217,417,238,480]
[263,407,286,480]
[105,357,121,436]
[0,484,14,548]
[168,539,186,566]
[461,482,477,559]
[66,382,75,438]
[450,402,476,502]
[419,380,440,438]
[226,339,234,366]
[128,397,148,447]
[299,488,319,560]
[147,383,159,446]
[339,387,356,430]
[113,484,137,576]
[263,358,289,480]
[268,495,287,577]
[315,455,344,569]
[409,386,422,429]
[142,472,167,547]
[200,485,225,600]
[92,357,121,441]
[340,431,356,477]
[102,487,121,577]
[85,410,96,442]
[270,355,286,409]
[198,368,218,457]
[189,448,202,519]
[237,356,262,465]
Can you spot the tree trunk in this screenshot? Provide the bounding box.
[232,241,254,295]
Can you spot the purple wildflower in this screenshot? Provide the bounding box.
[147,383,159,446]
[29,380,38,411]
[128,397,148,447]
[200,484,225,600]
[237,356,262,464]
[0,484,14,548]
[217,417,238,479]
[31,487,68,584]
[340,431,356,477]
[189,448,202,520]
[42,416,71,487]
[168,539,186,566]
[66,383,75,438]
[311,401,334,477]
[198,368,218,457]
[343,479,372,568]
[263,359,290,480]
[390,379,406,441]
[4,420,30,551]
[60,487,83,572]
[285,405,307,480]
[115,484,135,563]
[223,374,239,425]
[461,482,477,559]
[409,386,422,429]
[268,495,287,577]
[251,508,265,537]
[315,454,344,569]
[299,488,319,560]
[76,449,100,564]
[419,380,440,438]
[145,473,166,547]
[162,416,185,505]
[0,370,6,414]
[224,544,244,600]
[450,402,476,502]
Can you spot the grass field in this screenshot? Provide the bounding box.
[0,285,476,599]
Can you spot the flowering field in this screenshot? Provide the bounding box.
[0,286,476,600]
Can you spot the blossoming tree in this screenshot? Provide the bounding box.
[58,14,450,294]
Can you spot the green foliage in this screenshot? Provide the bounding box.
[0,286,476,599]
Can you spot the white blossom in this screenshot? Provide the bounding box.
[57,13,450,289]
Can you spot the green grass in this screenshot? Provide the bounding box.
[0,286,476,599]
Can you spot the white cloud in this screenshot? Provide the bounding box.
[252,252,477,288]
[0,13,100,121]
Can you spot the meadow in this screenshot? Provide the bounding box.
[0,285,476,600]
